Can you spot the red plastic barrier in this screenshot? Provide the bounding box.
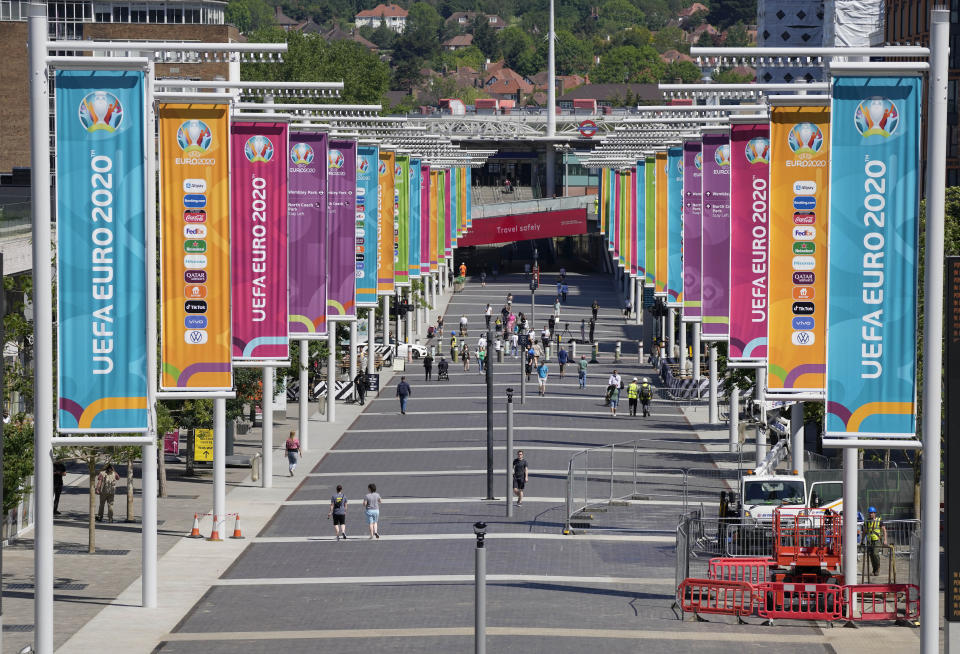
[708,557,774,585]
[842,584,920,621]
[678,579,754,616]
[756,582,844,621]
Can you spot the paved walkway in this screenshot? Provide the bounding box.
[18,269,926,653]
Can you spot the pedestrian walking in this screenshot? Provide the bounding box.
[591,299,599,320]
[485,304,492,327]
[578,355,588,389]
[627,377,640,416]
[495,315,502,334]
[864,507,888,576]
[537,360,549,395]
[541,326,550,352]
[640,377,653,417]
[459,313,469,337]
[561,282,568,302]
[450,333,459,361]
[510,332,519,357]
[437,315,444,337]
[553,298,561,320]
[580,318,586,343]
[525,346,536,381]
[507,312,516,334]
[608,383,621,416]
[478,346,486,374]
[459,262,467,278]
[623,299,632,317]
[328,484,348,540]
[285,431,302,476]
[396,376,412,414]
[500,305,509,322]
[354,371,368,405]
[548,314,556,334]
[462,343,471,371]
[480,270,487,287]
[506,292,513,309]
[512,450,529,505]
[95,463,119,522]
[423,352,434,381]
[557,345,568,379]
[556,280,562,297]
[53,460,66,515]
[363,483,382,539]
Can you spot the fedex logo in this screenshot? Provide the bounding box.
[792,226,816,241]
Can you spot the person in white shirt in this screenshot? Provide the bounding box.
[608,370,622,389]
[478,335,487,349]
[510,332,519,357]
[484,304,493,328]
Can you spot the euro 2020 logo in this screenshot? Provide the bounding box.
[787,122,824,156]
[394,163,401,177]
[714,144,731,167]
[79,91,123,133]
[377,160,387,175]
[694,151,702,171]
[290,142,315,166]
[855,97,899,139]
[745,137,770,165]
[328,149,345,170]
[177,120,213,154]
[244,135,274,163]
[358,158,370,173]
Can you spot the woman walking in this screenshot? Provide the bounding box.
[363,483,382,539]
[462,343,471,371]
[285,431,301,476]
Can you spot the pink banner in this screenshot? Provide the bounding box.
[444,169,452,259]
[729,123,770,360]
[613,171,621,261]
[231,122,289,360]
[630,168,637,275]
[457,209,588,247]
[326,139,357,321]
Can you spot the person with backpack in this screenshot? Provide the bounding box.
[627,377,640,416]
[423,352,434,381]
[95,463,120,522]
[328,484,349,540]
[285,431,302,476]
[639,377,653,417]
[557,345,569,380]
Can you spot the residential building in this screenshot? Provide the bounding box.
[445,11,506,31]
[272,5,298,31]
[355,3,407,33]
[442,33,473,51]
[481,61,533,103]
[558,83,662,109]
[884,0,959,185]
[323,24,378,52]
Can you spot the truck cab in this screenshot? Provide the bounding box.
[740,474,806,523]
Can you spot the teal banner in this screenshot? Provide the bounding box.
[356,145,379,307]
[826,75,921,438]
[666,146,684,305]
[55,70,148,432]
[409,159,422,279]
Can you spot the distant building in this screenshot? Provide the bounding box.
[355,3,407,33]
[323,24,378,52]
[273,5,299,31]
[445,11,506,31]
[481,61,534,103]
[442,33,473,51]
[558,83,661,109]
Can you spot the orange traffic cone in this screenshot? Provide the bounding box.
[188,513,202,538]
[207,514,222,541]
[230,514,244,539]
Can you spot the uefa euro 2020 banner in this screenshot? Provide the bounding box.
[356,145,380,307]
[56,70,148,431]
[629,168,638,276]
[288,132,328,337]
[327,140,357,321]
[395,155,410,287]
[378,150,396,294]
[666,146,684,306]
[701,131,731,339]
[409,159,422,280]
[159,103,232,391]
[421,164,432,275]
[729,122,770,362]
[767,106,830,393]
[645,157,656,287]
[655,151,668,296]
[826,76,921,438]
[635,160,646,278]
[429,168,439,272]
[231,122,289,360]
[682,140,703,322]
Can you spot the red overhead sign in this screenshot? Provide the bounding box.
[457,208,587,246]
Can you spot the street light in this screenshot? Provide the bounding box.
[505,388,514,518]
[474,522,487,654]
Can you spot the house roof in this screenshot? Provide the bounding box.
[356,3,408,19]
[323,25,378,51]
[296,19,323,34]
[660,49,694,64]
[443,34,474,48]
[482,63,534,95]
[679,2,708,18]
[445,11,506,29]
[558,83,662,104]
[273,6,298,26]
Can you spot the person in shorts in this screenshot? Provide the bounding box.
[537,361,549,396]
[512,450,529,505]
[328,484,348,540]
[363,483,382,539]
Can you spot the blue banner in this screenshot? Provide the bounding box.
[636,159,646,275]
[666,146,684,305]
[409,159,422,279]
[55,70,148,432]
[356,145,380,307]
[826,75,921,438]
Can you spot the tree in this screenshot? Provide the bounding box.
[3,419,33,516]
[707,0,757,31]
[225,0,274,33]
[652,25,685,53]
[369,20,395,49]
[592,44,665,83]
[498,25,535,74]
[536,29,592,76]
[724,22,751,48]
[598,0,644,34]
[713,67,755,83]
[666,60,702,83]
[471,15,500,60]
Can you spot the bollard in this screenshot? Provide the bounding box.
[590,341,599,363]
[546,345,552,359]
[431,345,436,357]
[614,341,621,363]
[637,340,643,364]
[251,453,261,482]
[571,341,577,358]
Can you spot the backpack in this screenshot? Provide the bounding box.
[640,384,653,401]
[97,471,117,495]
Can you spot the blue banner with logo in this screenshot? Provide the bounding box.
[409,159,422,279]
[55,70,148,432]
[666,146,684,305]
[826,75,921,438]
[356,145,379,307]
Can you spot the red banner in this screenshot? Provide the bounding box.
[457,209,587,246]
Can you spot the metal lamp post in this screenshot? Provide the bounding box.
[474,521,487,654]
[506,388,514,517]
[485,327,495,500]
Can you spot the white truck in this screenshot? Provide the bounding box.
[740,475,843,523]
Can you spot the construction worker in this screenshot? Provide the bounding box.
[864,506,888,577]
[639,377,653,417]
[627,377,640,416]
[450,333,458,363]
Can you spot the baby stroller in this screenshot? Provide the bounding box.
[437,360,450,381]
[427,325,436,339]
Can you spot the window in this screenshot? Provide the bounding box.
[112,6,128,22]
[184,8,200,23]
[149,8,163,22]
[167,7,182,22]
[131,8,146,22]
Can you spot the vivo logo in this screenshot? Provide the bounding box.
[793,181,817,194]
[184,254,207,269]
[792,316,815,330]
[792,301,815,315]
[793,212,816,225]
[184,225,207,238]
[183,178,207,193]
[185,315,208,329]
[184,270,207,283]
[184,329,208,344]
[793,196,816,210]
[793,272,815,284]
[791,331,815,346]
[183,194,207,208]
[792,255,816,271]
[792,226,816,241]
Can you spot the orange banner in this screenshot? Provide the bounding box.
[158,104,232,390]
[377,150,395,295]
[655,151,668,295]
[767,106,830,393]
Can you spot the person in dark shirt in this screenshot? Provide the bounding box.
[396,376,412,414]
[512,450,529,506]
[423,353,434,381]
[53,461,67,515]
